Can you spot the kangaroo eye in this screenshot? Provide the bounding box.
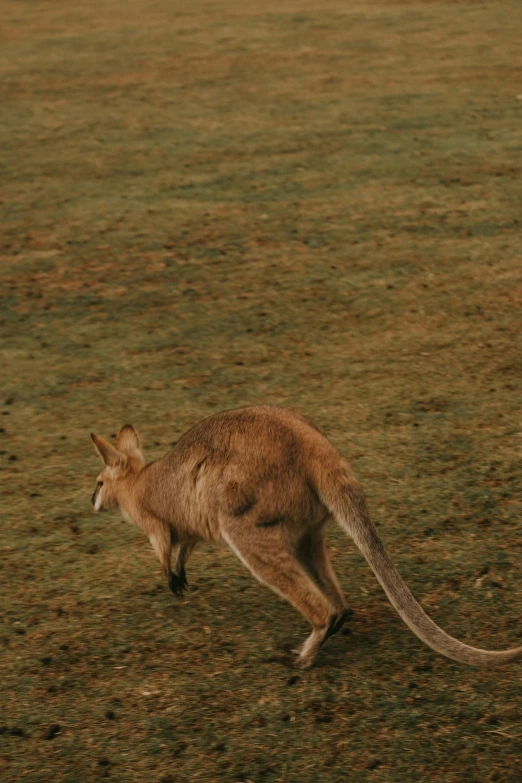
[97,481,104,488]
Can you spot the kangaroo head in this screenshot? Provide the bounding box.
[90,424,145,511]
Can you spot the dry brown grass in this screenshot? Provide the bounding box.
[1,1,522,781]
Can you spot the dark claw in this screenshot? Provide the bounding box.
[323,609,353,643]
[168,569,188,597]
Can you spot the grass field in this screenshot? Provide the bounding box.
[1,0,522,780]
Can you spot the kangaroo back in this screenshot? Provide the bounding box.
[317,470,522,666]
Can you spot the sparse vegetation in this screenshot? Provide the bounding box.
[1,1,521,781]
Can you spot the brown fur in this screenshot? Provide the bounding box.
[90,405,522,668]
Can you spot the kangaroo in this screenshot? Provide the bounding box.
[90,405,522,669]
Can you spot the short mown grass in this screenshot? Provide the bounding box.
[1,1,522,781]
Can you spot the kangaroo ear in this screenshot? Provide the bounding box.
[91,433,125,467]
[116,424,145,462]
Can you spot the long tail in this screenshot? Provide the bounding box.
[320,474,522,666]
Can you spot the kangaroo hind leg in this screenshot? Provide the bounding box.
[297,525,351,636]
[222,524,341,668]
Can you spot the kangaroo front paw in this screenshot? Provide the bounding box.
[168,569,188,597]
